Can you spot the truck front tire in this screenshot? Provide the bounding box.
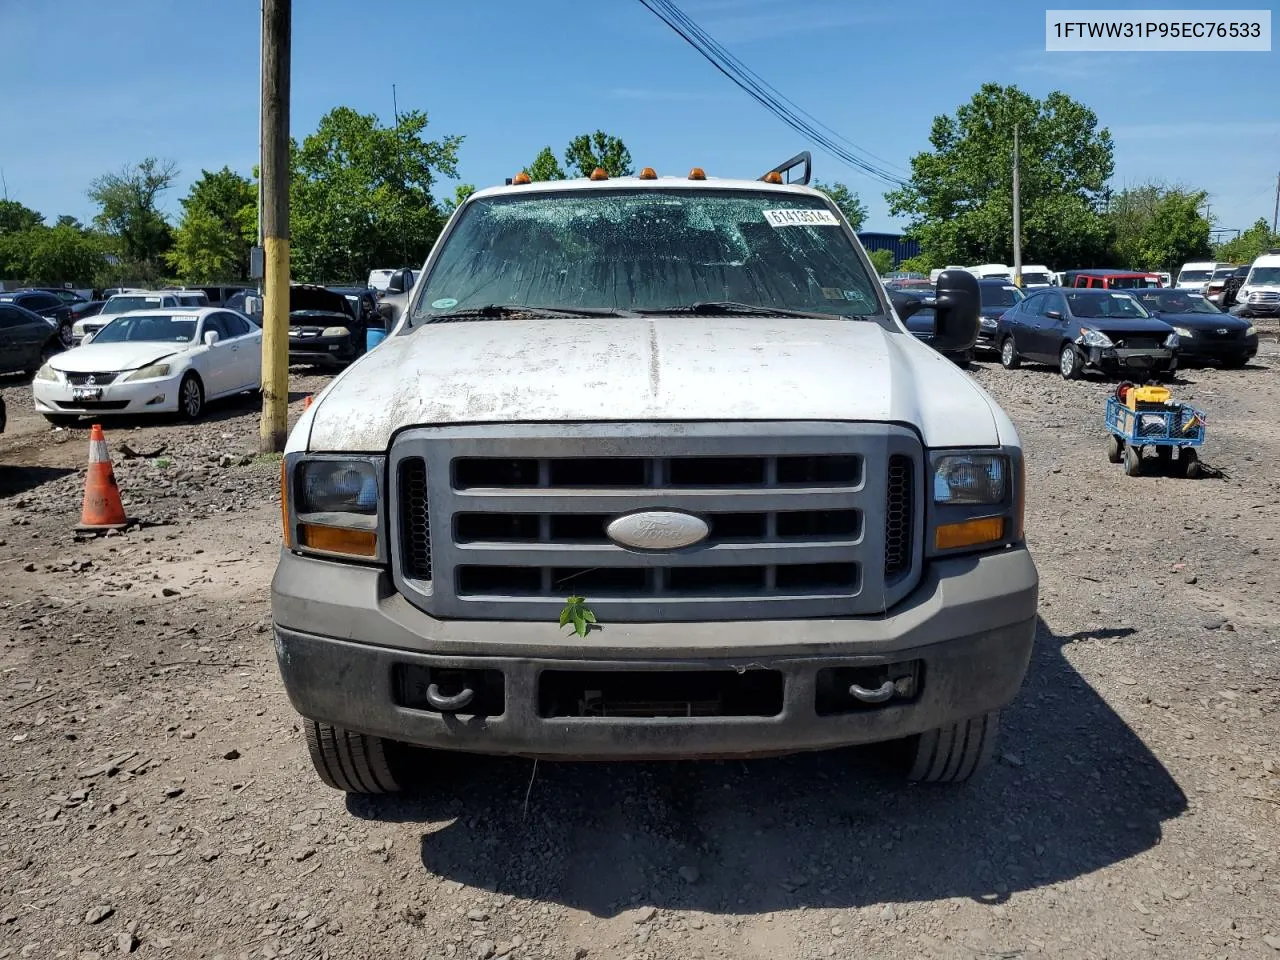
[905,711,1001,783]
[304,719,403,794]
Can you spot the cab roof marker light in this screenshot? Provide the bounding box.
[589,167,609,181]
[639,167,658,180]
[688,167,706,181]
[511,171,532,185]
[763,171,783,184]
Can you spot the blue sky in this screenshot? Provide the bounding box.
[1,0,1275,238]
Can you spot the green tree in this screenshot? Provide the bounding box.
[896,254,935,275]
[1215,218,1279,264]
[0,200,44,234]
[290,106,462,282]
[166,167,257,281]
[886,83,1113,270]
[866,248,894,275]
[87,158,177,277]
[23,225,106,284]
[813,181,868,232]
[526,146,566,182]
[563,131,633,179]
[55,215,84,230]
[1107,183,1211,270]
[445,183,476,213]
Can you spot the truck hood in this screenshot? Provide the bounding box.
[299,317,1011,452]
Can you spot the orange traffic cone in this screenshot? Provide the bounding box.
[77,424,131,532]
[303,395,314,410]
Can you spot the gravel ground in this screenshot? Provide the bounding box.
[1,337,1278,960]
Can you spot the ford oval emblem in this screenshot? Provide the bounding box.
[607,511,710,551]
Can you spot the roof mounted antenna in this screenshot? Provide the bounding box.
[761,151,812,186]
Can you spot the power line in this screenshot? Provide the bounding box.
[636,0,908,187]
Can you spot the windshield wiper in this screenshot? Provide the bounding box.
[637,301,853,322]
[420,304,638,324]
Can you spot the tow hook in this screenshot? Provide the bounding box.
[424,682,475,712]
[848,674,917,704]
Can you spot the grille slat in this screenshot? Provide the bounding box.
[884,454,914,580]
[63,371,120,386]
[399,457,431,581]
[392,424,922,622]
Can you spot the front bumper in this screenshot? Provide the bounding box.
[271,546,1038,759]
[1084,346,1175,374]
[288,333,357,365]
[1238,300,1280,318]
[33,376,178,415]
[975,321,1000,353]
[1176,334,1258,363]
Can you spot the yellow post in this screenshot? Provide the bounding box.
[258,0,291,453]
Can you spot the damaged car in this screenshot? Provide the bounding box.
[288,284,367,368]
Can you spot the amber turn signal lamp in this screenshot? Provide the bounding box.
[688,167,707,180]
[935,517,1005,552]
[639,167,658,180]
[298,523,378,558]
[280,461,292,547]
[512,171,532,185]
[589,167,609,181]
[763,171,783,184]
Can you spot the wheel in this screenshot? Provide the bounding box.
[303,719,402,794]
[999,337,1021,370]
[177,373,204,421]
[1123,444,1142,476]
[56,320,73,349]
[1106,433,1123,463]
[1059,344,1082,380]
[43,413,78,427]
[1182,447,1202,479]
[904,711,1000,783]
[1220,355,1249,370]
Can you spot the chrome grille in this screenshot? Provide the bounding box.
[63,371,119,386]
[389,423,923,622]
[884,454,913,580]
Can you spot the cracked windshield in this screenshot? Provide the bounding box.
[411,190,883,320]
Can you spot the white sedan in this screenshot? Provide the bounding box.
[33,307,262,425]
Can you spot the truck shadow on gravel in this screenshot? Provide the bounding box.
[348,616,1187,916]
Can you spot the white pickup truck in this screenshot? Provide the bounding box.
[272,156,1039,794]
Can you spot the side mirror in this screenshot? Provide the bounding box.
[1045,309,1064,321]
[203,330,220,346]
[930,269,980,352]
[386,268,413,294]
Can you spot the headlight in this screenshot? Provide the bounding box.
[979,317,998,328]
[298,460,378,513]
[1076,327,1113,348]
[929,450,1021,555]
[1245,325,1257,336]
[72,321,86,336]
[321,326,351,338]
[1164,332,1180,348]
[285,456,384,561]
[1172,326,1193,338]
[933,454,1008,505]
[124,363,172,382]
[35,363,59,382]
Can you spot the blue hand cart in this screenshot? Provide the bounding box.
[1105,392,1206,478]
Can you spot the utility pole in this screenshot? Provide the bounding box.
[1011,124,1022,288]
[392,83,399,122]
[259,0,291,453]
[1272,170,1279,237]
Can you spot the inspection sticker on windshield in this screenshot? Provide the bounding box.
[763,208,840,227]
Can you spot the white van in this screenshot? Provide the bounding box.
[1235,251,1280,318]
[1176,261,1230,291]
[1019,265,1053,288]
[368,268,420,292]
[929,265,966,283]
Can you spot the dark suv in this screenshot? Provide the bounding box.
[997,288,1178,379]
[0,290,73,348]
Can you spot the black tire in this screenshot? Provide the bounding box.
[43,413,78,427]
[56,319,73,349]
[1059,344,1082,380]
[177,372,204,421]
[999,337,1021,370]
[303,719,402,794]
[1182,447,1202,479]
[905,711,1000,783]
[1123,443,1142,477]
[1106,433,1123,463]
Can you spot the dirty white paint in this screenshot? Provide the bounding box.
[302,316,1013,453]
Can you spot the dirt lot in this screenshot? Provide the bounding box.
[2,339,1278,960]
